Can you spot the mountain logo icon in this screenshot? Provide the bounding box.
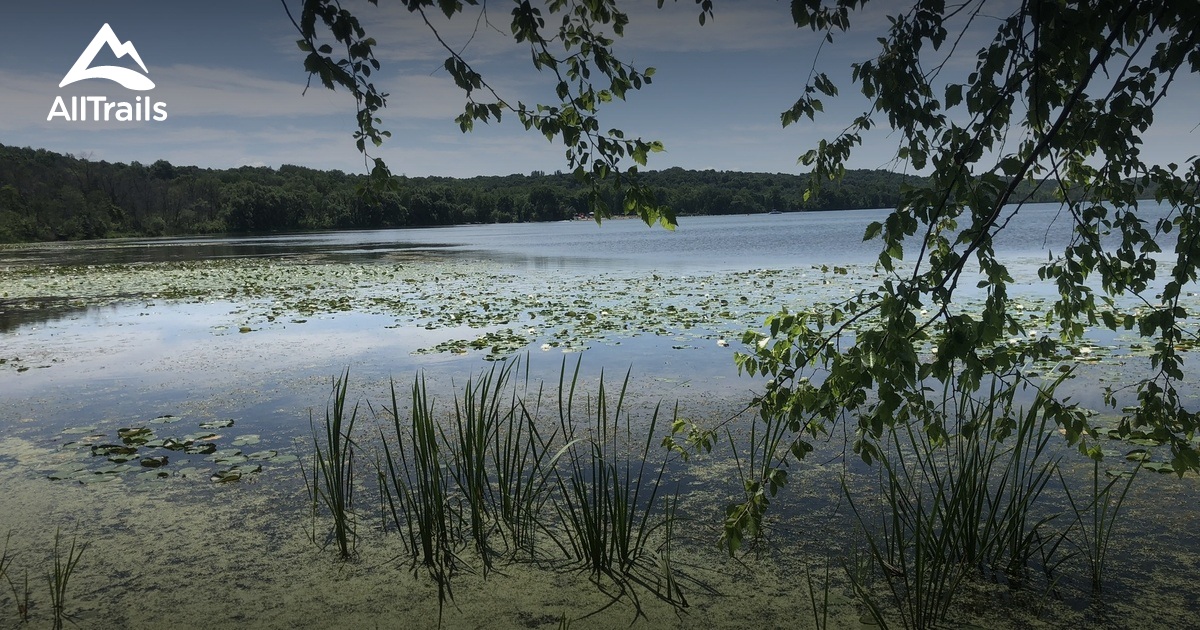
[59,23,155,91]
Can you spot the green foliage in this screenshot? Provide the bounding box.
[845,378,1065,628]
[0,144,1028,242]
[290,0,672,227]
[726,0,1200,549]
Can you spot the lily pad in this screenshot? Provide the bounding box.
[211,469,240,483]
[47,467,89,481]
[210,464,261,483]
[232,434,260,447]
[211,449,247,465]
[175,467,206,479]
[1143,461,1177,474]
[198,419,235,429]
[184,443,217,455]
[135,470,171,482]
[79,473,121,484]
[91,444,137,457]
[94,463,137,475]
[140,455,169,468]
[118,427,154,445]
[1125,449,1151,462]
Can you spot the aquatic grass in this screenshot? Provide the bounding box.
[47,529,86,630]
[317,358,689,621]
[1060,455,1139,595]
[846,377,1066,628]
[551,361,681,612]
[443,361,512,573]
[305,370,358,559]
[379,375,458,622]
[911,378,1063,583]
[652,493,688,609]
[0,531,30,623]
[804,558,834,630]
[846,421,971,629]
[491,379,563,562]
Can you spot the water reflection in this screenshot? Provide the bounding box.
[0,297,96,333]
[0,234,466,267]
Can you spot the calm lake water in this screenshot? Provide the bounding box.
[1,204,1198,628]
[0,204,1185,432]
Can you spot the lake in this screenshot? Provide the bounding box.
[1,205,1198,628]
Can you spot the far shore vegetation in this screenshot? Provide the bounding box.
[0,143,1075,244]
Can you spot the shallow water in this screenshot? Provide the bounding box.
[2,206,1199,628]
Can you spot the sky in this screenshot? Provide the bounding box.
[0,1,1196,178]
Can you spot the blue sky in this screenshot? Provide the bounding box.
[1,1,1196,178]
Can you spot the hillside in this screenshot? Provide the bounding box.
[0,144,1063,242]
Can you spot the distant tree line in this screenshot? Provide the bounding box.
[0,144,1068,243]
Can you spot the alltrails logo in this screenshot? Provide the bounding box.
[47,23,168,122]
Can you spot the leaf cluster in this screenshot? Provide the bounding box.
[727,0,1200,545]
[290,0,672,227]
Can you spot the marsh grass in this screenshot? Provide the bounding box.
[446,367,501,571]
[491,380,562,562]
[309,358,686,623]
[1061,457,1139,595]
[805,558,834,630]
[47,529,86,630]
[846,379,1065,628]
[305,370,358,559]
[0,531,31,623]
[381,376,458,619]
[551,364,681,611]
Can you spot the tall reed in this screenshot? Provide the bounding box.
[379,375,457,620]
[0,531,29,622]
[491,379,561,561]
[846,377,1064,628]
[47,529,86,630]
[1061,456,1139,595]
[306,370,358,558]
[444,362,510,572]
[804,559,833,630]
[551,363,677,595]
[323,358,687,620]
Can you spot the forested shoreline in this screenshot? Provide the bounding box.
[0,143,1064,243]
